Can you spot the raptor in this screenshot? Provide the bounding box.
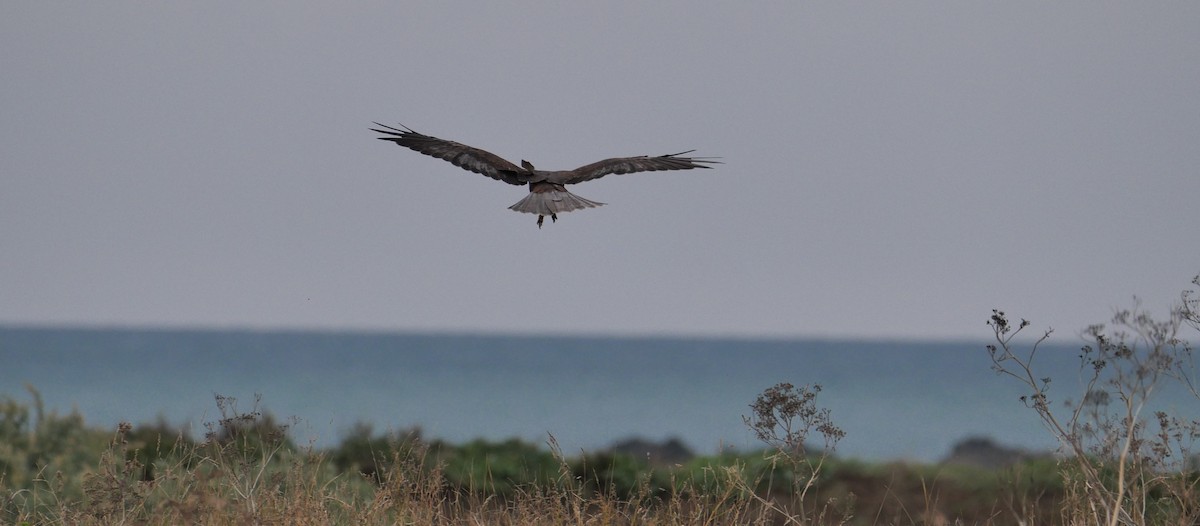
[372,123,719,227]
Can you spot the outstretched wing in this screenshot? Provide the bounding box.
[557,151,721,184]
[371,123,528,186]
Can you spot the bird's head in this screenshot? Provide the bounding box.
[521,160,535,171]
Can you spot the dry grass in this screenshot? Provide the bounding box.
[0,389,1066,526]
[4,276,1199,524]
[0,371,1189,526]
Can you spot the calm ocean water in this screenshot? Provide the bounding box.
[0,325,1163,462]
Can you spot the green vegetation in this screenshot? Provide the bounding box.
[0,389,1067,525]
[3,275,1197,524]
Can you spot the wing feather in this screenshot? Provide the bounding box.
[371,123,528,185]
[558,150,721,184]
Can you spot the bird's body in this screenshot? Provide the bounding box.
[371,123,718,227]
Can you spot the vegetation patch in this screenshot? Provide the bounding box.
[3,275,1198,524]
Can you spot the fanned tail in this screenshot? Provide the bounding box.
[508,190,605,216]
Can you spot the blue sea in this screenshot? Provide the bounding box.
[1,326,1178,463]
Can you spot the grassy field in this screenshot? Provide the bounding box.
[4,293,1199,525]
[2,387,1068,525]
[0,381,1189,525]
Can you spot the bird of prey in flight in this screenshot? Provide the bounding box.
[372,123,719,227]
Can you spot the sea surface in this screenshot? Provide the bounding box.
[3,326,1188,462]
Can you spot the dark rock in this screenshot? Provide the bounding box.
[609,436,695,465]
[941,436,1045,469]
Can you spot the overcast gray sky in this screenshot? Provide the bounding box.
[3,3,1198,340]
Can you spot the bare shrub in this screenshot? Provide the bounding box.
[987,299,1200,526]
[740,382,850,525]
